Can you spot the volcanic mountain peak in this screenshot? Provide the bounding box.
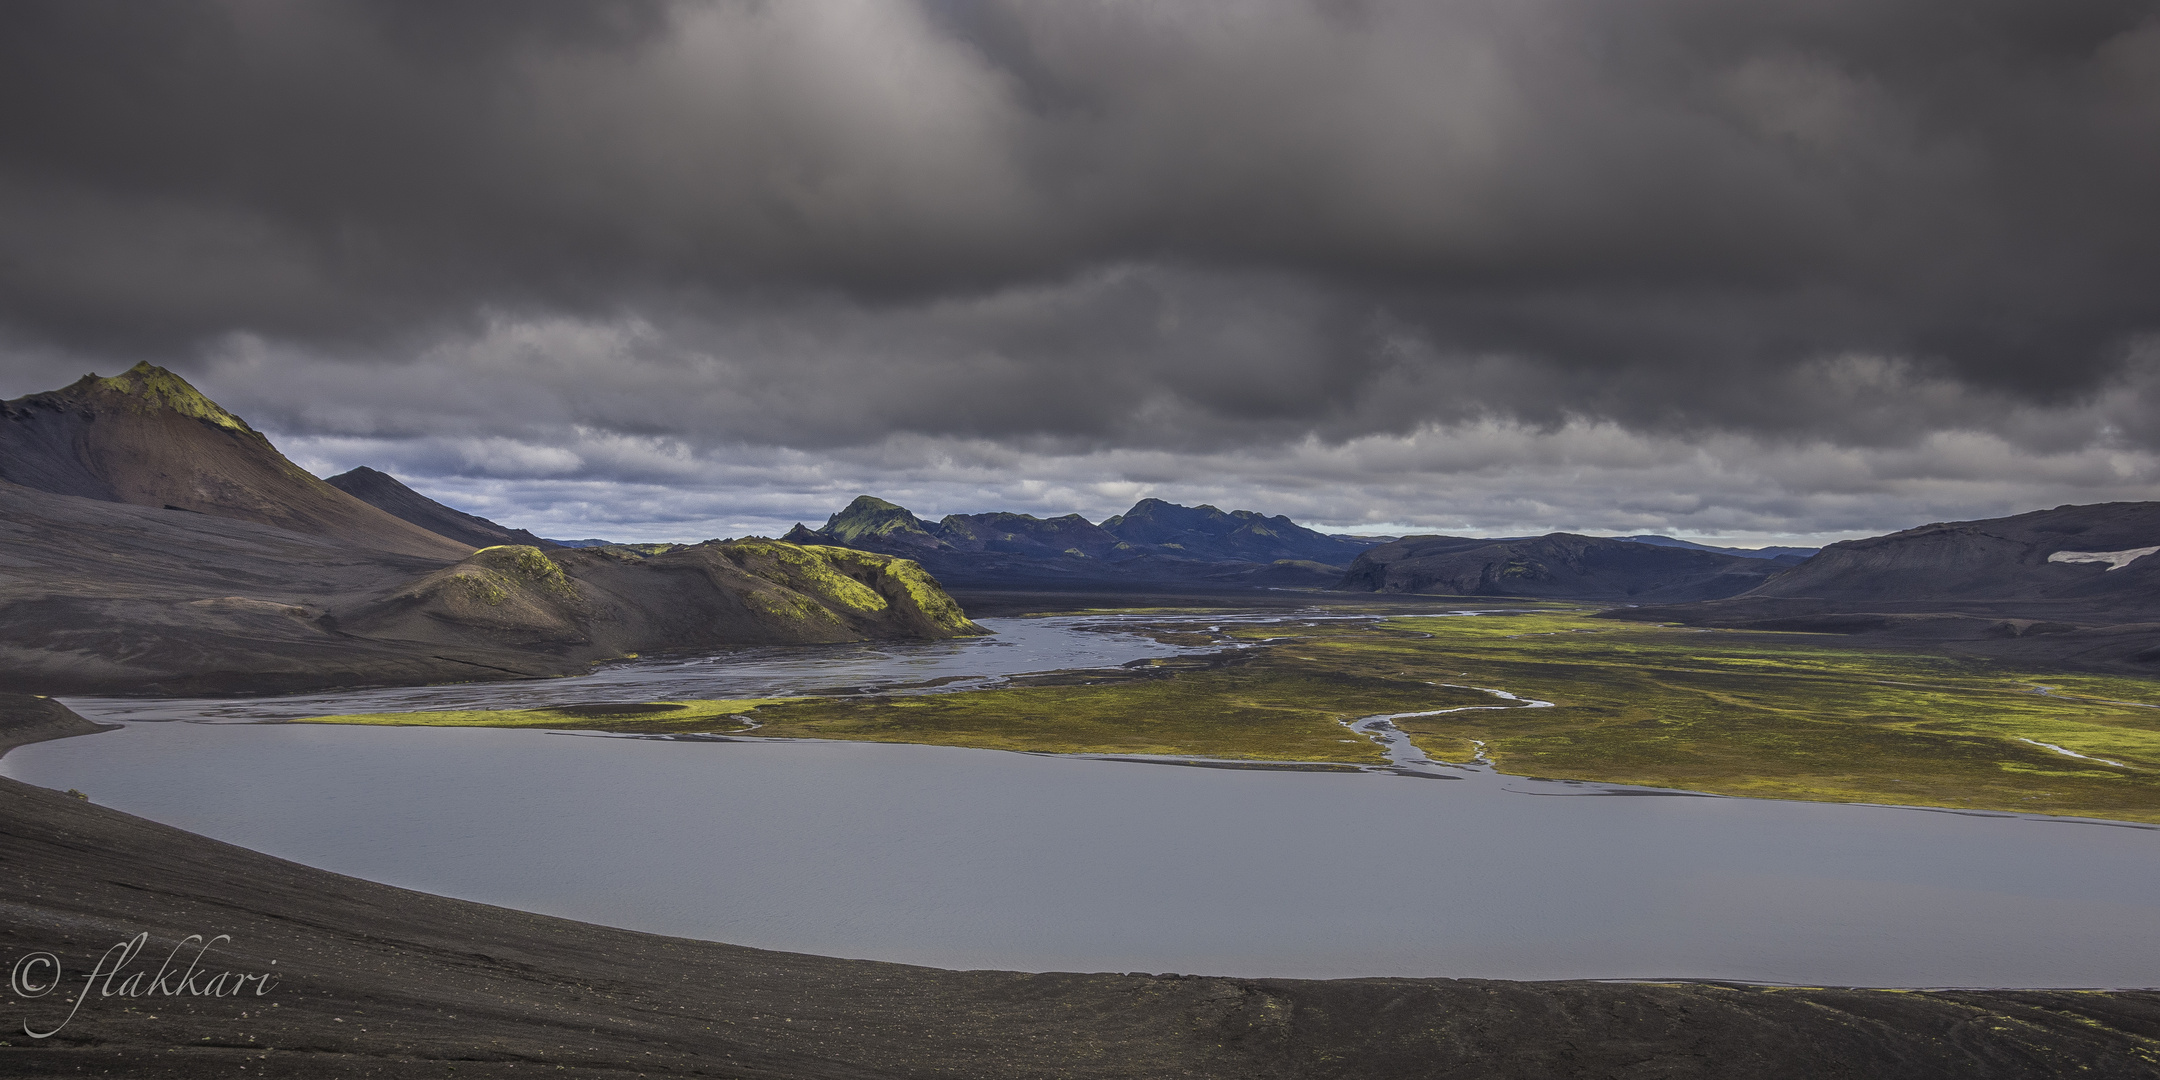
[68,361,259,437]
[0,363,469,560]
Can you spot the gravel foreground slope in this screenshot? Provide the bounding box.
[3,696,2157,1079]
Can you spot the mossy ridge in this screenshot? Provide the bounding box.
[701,539,981,636]
[83,361,258,436]
[471,545,578,596]
[839,549,977,631]
[440,545,582,608]
[297,698,789,731]
[717,540,890,615]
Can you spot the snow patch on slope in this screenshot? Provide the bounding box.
[2047,546,2160,571]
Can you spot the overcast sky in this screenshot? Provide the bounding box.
[4,0,2158,544]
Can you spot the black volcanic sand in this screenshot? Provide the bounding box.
[4,697,2159,1078]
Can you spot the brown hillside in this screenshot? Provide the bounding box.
[0,363,469,559]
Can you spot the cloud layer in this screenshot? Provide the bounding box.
[3,1,2157,541]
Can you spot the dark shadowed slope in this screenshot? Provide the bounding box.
[326,465,559,549]
[5,697,2158,1079]
[937,510,1124,559]
[1335,533,1786,602]
[1099,498,1376,564]
[1604,503,2160,675]
[1742,502,2160,609]
[0,480,489,695]
[0,363,470,560]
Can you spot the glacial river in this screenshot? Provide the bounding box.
[12,614,2160,988]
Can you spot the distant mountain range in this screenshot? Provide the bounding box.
[780,495,1381,588]
[766,496,1830,601]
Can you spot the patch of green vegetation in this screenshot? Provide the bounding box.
[603,543,680,558]
[87,362,257,434]
[727,665,1494,761]
[841,549,979,632]
[296,698,789,732]
[1344,612,2160,823]
[464,545,579,601]
[453,573,511,605]
[721,541,891,615]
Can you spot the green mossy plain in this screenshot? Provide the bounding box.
[730,667,1497,761]
[297,697,788,731]
[296,609,2160,822]
[1354,612,2160,822]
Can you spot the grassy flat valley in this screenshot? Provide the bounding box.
[300,608,2160,824]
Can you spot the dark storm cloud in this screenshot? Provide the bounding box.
[3,0,2159,538]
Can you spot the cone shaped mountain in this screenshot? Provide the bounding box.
[0,363,469,559]
[327,465,560,550]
